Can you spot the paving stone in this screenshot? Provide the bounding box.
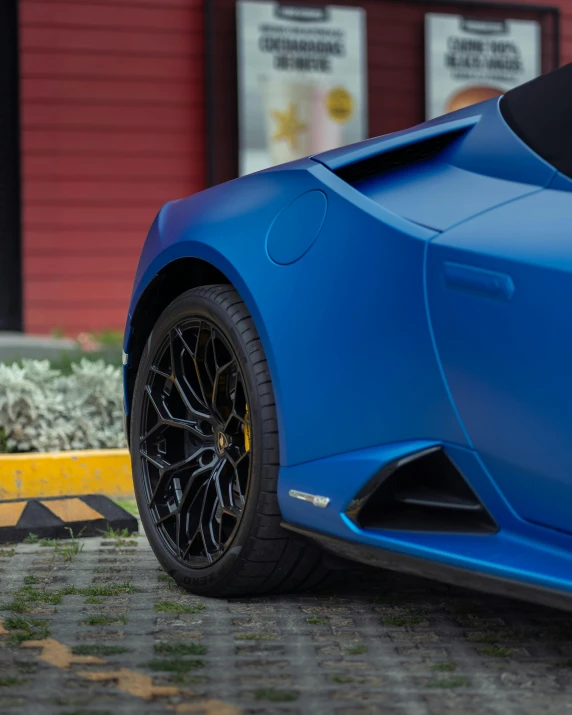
[3,535,572,714]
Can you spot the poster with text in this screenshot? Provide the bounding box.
[237,1,367,177]
[425,13,541,120]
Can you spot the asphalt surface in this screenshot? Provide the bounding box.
[1,529,572,715]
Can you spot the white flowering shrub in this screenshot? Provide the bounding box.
[0,359,126,453]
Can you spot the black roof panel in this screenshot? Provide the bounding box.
[500,63,572,178]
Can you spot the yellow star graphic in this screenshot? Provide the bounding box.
[271,102,307,150]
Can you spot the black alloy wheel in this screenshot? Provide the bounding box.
[139,316,251,567]
[130,284,333,596]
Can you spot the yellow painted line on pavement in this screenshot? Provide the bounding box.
[41,498,104,523]
[0,449,133,500]
[21,638,105,668]
[0,501,27,527]
[0,620,242,711]
[78,668,179,700]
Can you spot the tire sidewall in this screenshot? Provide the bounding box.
[130,289,265,593]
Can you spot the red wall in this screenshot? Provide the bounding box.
[557,0,572,63]
[19,0,206,335]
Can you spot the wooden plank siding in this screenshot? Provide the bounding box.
[19,0,206,335]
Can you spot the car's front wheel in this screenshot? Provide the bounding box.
[130,284,331,596]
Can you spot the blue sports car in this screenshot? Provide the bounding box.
[124,64,572,607]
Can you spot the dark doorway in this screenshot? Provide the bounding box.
[0,0,22,331]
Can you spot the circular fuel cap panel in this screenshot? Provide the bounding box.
[266,189,328,265]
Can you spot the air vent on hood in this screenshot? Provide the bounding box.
[334,129,468,185]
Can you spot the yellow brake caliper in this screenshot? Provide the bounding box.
[244,404,251,452]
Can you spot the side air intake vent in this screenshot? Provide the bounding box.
[346,447,497,534]
[334,129,468,185]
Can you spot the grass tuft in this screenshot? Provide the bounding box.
[98,526,132,539]
[23,576,40,586]
[235,633,277,641]
[466,632,501,644]
[4,616,49,645]
[1,585,63,612]
[0,678,25,688]
[56,528,85,562]
[1,581,135,613]
[170,674,206,685]
[430,662,457,672]
[253,688,298,702]
[38,539,57,548]
[0,601,27,614]
[479,646,512,658]
[345,644,367,655]
[154,601,205,614]
[72,645,131,656]
[144,659,204,672]
[306,617,328,626]
[154,642,206,656]
[61,582,135,597]
[81,614,127,626]
[81,583,136,597]
[382,614,422,627]
[427,677,470,688]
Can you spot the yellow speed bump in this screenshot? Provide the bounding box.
[0,501,27,528]
[0,495,137,544]
[0,448,133,501]
[40,498,103,523]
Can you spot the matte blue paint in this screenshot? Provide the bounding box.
[128,162,466,469]
[125,90,572,599]
[548,170,572,193]
[423,244,473,450]
[351,152,539,232]
[266,190,327,265]
[428,188,572,535]
[443,262,515,301]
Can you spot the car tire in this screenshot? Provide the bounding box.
[130,284,333,596]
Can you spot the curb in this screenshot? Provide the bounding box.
[0,449,134,501]
[0,495,138,543]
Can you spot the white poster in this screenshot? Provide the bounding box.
[425,13,541,120]
[237,1,367,177]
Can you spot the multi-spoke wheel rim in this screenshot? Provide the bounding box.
[139,318,251,568]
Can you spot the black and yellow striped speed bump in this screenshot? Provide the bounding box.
[0,495,137,543]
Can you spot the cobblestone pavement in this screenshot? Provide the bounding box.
[2,531,572,715]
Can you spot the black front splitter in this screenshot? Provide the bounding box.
[282,522,572,612]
